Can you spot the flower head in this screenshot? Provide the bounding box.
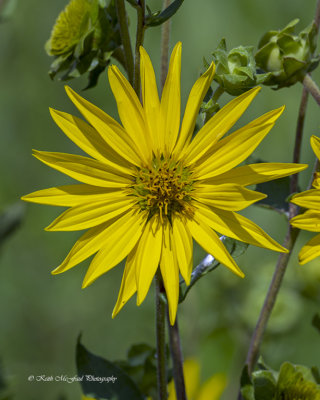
[291,135,320,264]
[22,43,307,324]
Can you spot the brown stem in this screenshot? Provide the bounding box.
[303,74,320,107]
[155,270,167,400]
[167,313,187,400]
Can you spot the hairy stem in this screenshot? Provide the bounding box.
[167,314,187,400]
[115,0,134,85]
[155,270,167,400]
[133,0,146,97]
[160,0,172,90]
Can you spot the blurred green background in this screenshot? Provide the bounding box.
[1,0,320,399]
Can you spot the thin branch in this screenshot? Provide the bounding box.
[167,313,187,400]
[133,0,146,96]
[155,270,167,400]
[303,74,320,107]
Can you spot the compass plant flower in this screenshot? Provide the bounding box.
[22,42,307,325]
[291,135,320,264]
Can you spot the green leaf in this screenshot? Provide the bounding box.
[255,176,290,216]
[253,370,276,400]
[0,203,25,246]
[76,337,144,400]
[240,365,255,400]
[145,0,184,27]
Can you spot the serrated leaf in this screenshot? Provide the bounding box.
[0,203,25,246]
[145,0,184,27]
[76,337,144,400]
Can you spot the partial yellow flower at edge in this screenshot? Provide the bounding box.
[22,42,307,325]
[291,135,320,264]
[167,359,227,400]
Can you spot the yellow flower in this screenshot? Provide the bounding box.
[167,359,227,400]
[22,42,307,324]
[291,135,320,264]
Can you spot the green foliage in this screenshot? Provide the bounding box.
[179,236,248,303]
[46,0,124,89]
[210,39,270,96]
[0,203,25,248]
[240,361,320,400]
[255,176,290,216]
[255,19,320,89]
[76,337,144,400]
[114,343,165,399]
[0,0,17,22]
[145,0,184,27]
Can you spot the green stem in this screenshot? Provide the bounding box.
[160,0,172,90]
[115,0,134,85]
[133,0,146,97]
[167,313,187,400]
[155,270,167,400]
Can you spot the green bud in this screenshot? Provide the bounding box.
[255,19,320,89]
[45,0,123,89]
[45,0,97,56]
[211,39,270,96]
[274,362,320,400]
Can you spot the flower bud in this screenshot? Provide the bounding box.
[211,39,270,96]
[255,19,319,88]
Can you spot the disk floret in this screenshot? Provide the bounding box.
[132,157,194,222]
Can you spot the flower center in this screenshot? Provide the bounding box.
[131,157,194,223]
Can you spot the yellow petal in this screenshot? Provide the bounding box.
[173,62,215,156]
[193,184,267,211]
[186,213,244,277]
[291,189,320,210]
[140,46,161,154]
[112,249,138,318]
[22,185,121,207]
[82,210,147,287]
[52,214,136,274]
[46,197,134,231]
[182,87,261,165]
[108,65,151,164]
[49,108,134,175]
[172,216,193,285]
[196,203,288,253]
[312,172,320,188]
[290,210,320,232]
[311,135,320,160]
[160,42,182,155]
[298,233,320,265]
[204,163,308,186]
[193,106,285,180]
[135,215,163,305]
[196,373,227,400]
[65,86,142,166]
[33,150,132,188]
[160,221,180,325]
